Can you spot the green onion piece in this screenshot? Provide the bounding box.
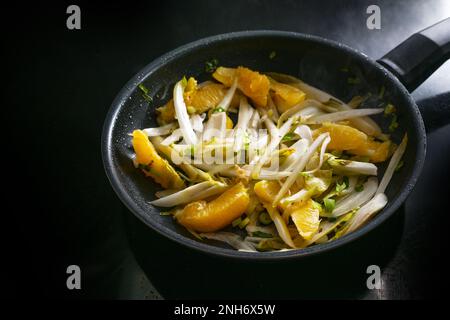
[232,217,242,227]
[281,132,295,142]
[384,103,396,116]
[160,212,172,216]
[269,51,276,59]
[138,84,153,103]
[347,77,360,85]
[252,231,273,238]
[239,217,250,229]
[379,85,385,99]
[205,58,219,73]
[138,83,149,94]
[355,184,364,192]
[212,106,225,113]
[395,160,404,172]
[389,114,399,132]
[323,198,336,213]
[187,106,196,114]
[258,211,272,225]
[256,240,274,251]
[181,76,188,87]
[335,177,349,194]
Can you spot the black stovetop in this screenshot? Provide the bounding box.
[5,0,450,299]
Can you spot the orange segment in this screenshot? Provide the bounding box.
[290,199,320,241]
[254,180,280,204]
[314,122,367,151]
[176,182,250,232]
[212,67,235,87]
[350,139,392,163]
[269,79,306,112]
[226,115,234,129]
[156,80,239,124]
[187,83,239,113]
[213,66,270,107]
[156,100,176,125]
[254,180,302,215]
[131,130,185,189]
[236,67,270,107]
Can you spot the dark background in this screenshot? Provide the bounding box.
[4,0,450,299]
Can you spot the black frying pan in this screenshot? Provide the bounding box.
[102,18,450,261]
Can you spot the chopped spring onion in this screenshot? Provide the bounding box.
[239,217,250,229]
[379,86,386,99]
[213,106,225,113]
[232,217,242,227]
[138,83,153,102]
[384,103,396,116]
[205,58,219,73]
[258,211,272,225]
[323,198,336,212]
[389,114,399,132]
[252,231,273,238]
[281,132,296,142]
[269,51,276,59]
[395,160,404,172]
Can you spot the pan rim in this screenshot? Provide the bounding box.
[101,30,426,261]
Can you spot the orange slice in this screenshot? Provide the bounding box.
[176,182,250,232]
[350,139,392,163]
[269,78,306,112]
[314,122,367,151]
[290,199,320,241]
[156,80,239,124]
[131,130,185,189]
[213,66,270,107]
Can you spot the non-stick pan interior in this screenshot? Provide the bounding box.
[102,31,425,259]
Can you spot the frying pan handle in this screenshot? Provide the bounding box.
[377,17,450,92]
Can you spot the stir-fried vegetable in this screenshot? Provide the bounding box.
[129,66,406,252]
